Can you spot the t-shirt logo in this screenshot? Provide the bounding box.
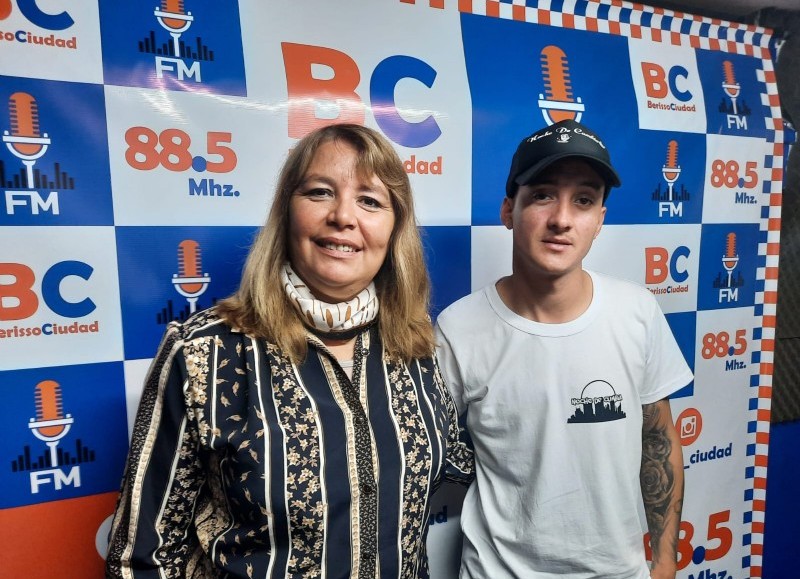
[567,380,626,423]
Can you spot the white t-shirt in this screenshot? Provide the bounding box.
[436,270,693,579]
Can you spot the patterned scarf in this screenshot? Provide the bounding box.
[282,263,379,339]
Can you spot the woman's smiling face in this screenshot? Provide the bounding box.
[287,139,395,302]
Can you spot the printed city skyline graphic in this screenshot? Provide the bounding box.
[568,380,627,423]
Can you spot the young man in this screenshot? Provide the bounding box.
[436,119,693,579]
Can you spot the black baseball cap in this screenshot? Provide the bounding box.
[506,119,621,198]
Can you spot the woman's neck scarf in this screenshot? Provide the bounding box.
[282,263,379,340]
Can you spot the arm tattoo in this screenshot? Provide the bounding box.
[641,401,682,564]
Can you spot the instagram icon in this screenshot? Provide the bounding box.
[676,407,702,446]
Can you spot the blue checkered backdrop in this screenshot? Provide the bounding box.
[0,1,787,577]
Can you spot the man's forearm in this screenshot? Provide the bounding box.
[641,399,684,578]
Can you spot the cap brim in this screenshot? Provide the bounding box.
[514,153,622,190]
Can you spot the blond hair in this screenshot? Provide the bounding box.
[217,124,433,362]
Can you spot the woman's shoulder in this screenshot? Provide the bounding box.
[168,306,243,344]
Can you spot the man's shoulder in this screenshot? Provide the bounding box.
[437,285,494,327]
[592,271,657,306]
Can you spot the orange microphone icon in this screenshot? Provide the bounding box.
[662,140,681,201]
[29,380,73,468]
[538,46,584,125]
[3,92,51,188]
[172,239,210,313]
[722,61,740,115]
[154,0,194,58]
[722,233,739,288]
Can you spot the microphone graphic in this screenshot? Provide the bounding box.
[721,232,739,288]
[661,140,681,201]
[29,380,73,468]
[3,92,51,189]
[538,45,584,126]
[154,0,194,58]
[722,60,740,115]
[172,239,210,313]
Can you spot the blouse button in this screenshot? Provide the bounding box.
[361,482,375,495]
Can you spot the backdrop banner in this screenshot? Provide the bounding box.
[0,1,785,578]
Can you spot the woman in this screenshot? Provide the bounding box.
[105,123,473,579]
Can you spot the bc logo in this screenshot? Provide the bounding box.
[645,246,690,285]
[0,261,95,320]
[641,62,692,102]
[0,0,74,30]
[282,42,441,147]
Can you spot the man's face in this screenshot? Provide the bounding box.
[501,158,607,282]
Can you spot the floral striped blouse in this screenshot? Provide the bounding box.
[105,308,474,579]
